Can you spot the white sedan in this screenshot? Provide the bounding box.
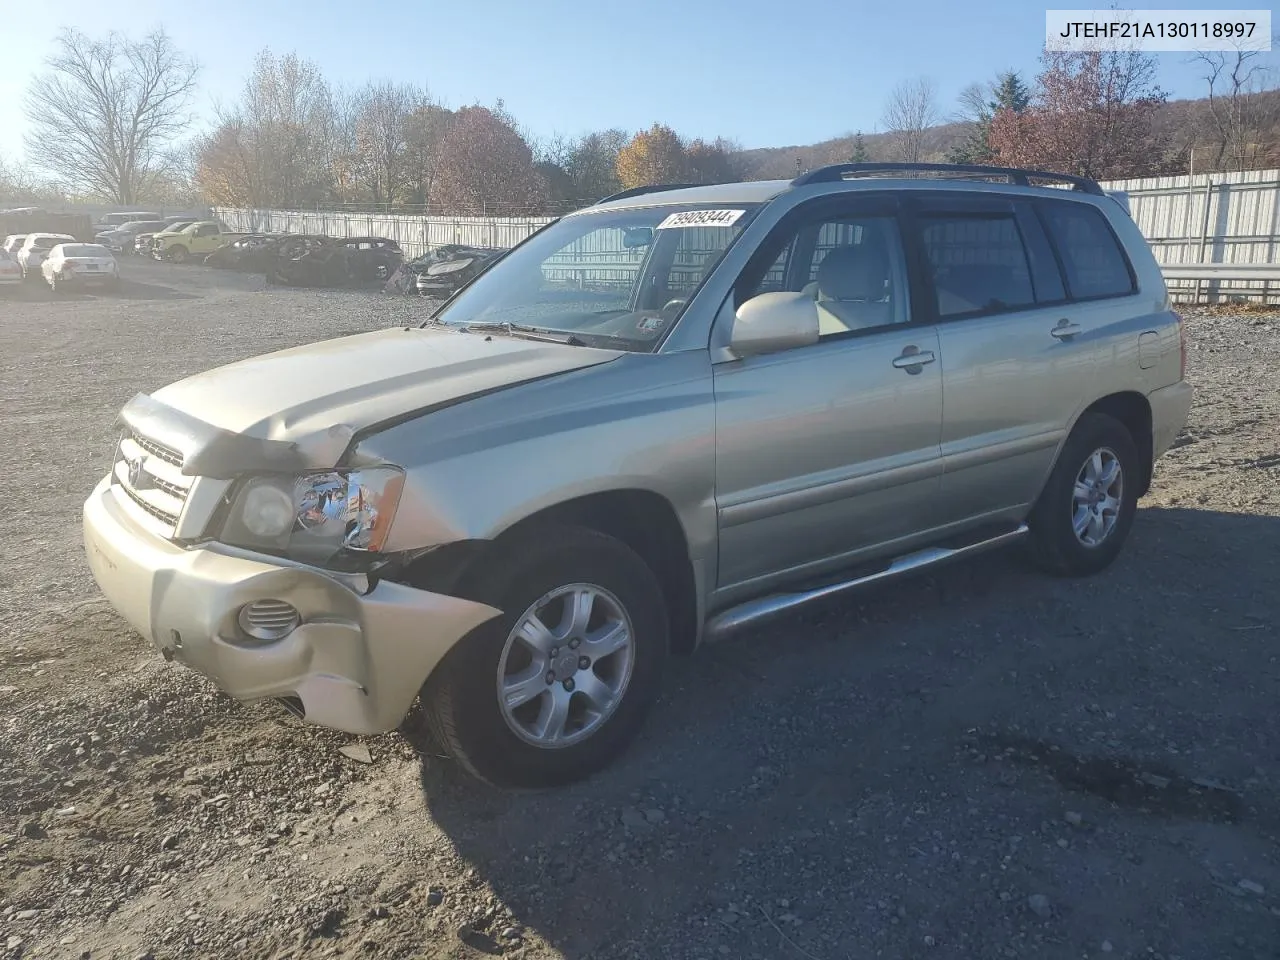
[41,243,120,293]
[0,249,22,286]
[16,233,76,278]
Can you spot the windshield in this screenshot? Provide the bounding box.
[430,203,758,351]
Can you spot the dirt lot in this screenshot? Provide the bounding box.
[1,260,1278,960]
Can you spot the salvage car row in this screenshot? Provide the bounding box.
[4,217,510,296]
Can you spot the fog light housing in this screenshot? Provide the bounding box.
[237,599,300,642]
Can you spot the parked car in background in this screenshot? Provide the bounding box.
[0,249,22,286]
[136,221,195,257]
[153,221,243,262]
[338,237,404,282]
[16,233,76,279]
[408,245,506,298]
[91,211,162,233]
[263,235,338,285]
[261,235,401,286]
[41,243,120,293]
[204,233,286,270]
[96,220,171,254]
[2,234,27,255]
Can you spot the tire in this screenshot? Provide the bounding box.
[1026,412,1140,577]
[416,525,669,788]
[167,245,189,263]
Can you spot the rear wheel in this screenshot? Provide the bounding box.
[414,526,669,788]
[1026,412,1140,576]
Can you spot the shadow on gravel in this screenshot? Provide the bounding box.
[414,506,1280,957]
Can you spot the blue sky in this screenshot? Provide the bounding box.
[0,0,1265,166]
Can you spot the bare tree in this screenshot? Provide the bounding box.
[566,129,628,200]
[351,81,425,204]
[1193,45,1279,171]
[881,77,940,162]
[24,29,198,203]
[196,51,338,208]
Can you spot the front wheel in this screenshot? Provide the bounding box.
[167,245,189,264]
[415,526,669,788]
[1026,412,1140,577]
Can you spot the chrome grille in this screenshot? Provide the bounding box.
[110,430,192,537]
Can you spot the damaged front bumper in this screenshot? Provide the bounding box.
[83,476,501,734]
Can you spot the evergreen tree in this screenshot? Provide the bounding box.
[948,71,1030,164]
[848,131,869,163]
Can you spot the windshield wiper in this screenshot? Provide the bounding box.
[456,321,589,346]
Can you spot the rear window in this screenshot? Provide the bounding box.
[918,213,1036,318]
[1039,201,1135,300]
[59,244,110,257]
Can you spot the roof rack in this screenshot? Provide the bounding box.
[791,162,1104,195]
[596,183,702,204]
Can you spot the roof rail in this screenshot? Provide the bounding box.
[791,162,1104,195]
[596,183,702,204]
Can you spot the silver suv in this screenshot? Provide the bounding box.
[83,163,1193,788]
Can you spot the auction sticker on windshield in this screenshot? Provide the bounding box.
[656,209,746,229]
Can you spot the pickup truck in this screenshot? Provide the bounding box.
[153,221,244,263]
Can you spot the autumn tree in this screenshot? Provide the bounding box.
[989,48,1166,180]
[881,77,939,162]
[24,28,198,203]
[433,106,547,215]
[382,103,455,207]
[196,50,338,207]
[616,124,690,188]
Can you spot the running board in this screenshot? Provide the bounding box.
[704,524,1028,640]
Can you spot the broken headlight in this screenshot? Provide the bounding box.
[220,467,405,566]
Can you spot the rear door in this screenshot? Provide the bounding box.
[712,194,946,590]
[906,193,1132,523]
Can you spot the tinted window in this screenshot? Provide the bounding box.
[1040,201,1135,299]
[918,214,1035,318]
[743,213,909,335]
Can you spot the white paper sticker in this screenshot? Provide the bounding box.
[655,209,746,230]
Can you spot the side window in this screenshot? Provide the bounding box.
[741,213,909,336]
[917,213,1035,318]
[1040,201,1135,300]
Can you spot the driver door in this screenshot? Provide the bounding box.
[712,195,946,591]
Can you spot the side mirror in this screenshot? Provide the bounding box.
[729,291,820,357]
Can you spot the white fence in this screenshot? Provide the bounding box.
[212,208,553,259]
[216,168,1280,303]
[1100,168,1280,303]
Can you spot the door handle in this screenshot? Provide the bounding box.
[1050,320,1082,340]
[892,348,936,372]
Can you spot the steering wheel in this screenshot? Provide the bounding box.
[660,298,686,321]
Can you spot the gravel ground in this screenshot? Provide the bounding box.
[1,261,1278,960]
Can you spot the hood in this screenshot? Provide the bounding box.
[151,326,621,446]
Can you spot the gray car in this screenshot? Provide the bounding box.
[83,163,1192,788]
